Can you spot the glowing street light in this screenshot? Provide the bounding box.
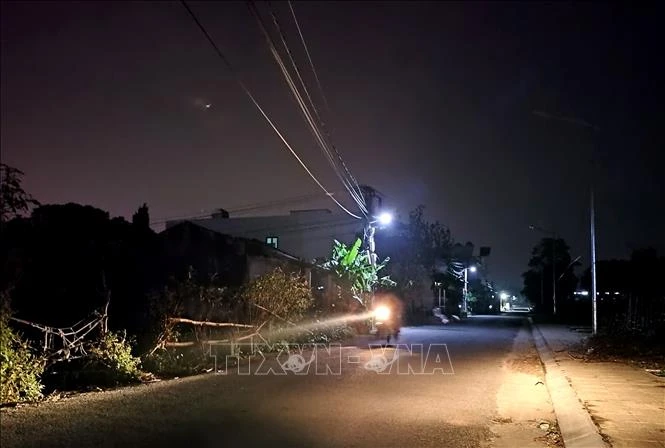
[462,265,477,316]
[500,292,509,300]
[377,212,393,226]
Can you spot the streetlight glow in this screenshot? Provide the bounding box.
[377,212,392,226]
[500,292,509,300]
[469,266,477,273]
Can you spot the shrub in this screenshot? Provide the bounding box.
[88,331,142,383]
[44,331,141,390]
[143,272,239,355]
[263,322,355,346]
[241,268,314,324]
[0,313,45,404]
[142,347,210,378]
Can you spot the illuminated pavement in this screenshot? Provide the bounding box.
[1,316,551,448]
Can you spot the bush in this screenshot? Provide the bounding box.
[44,331,141,390]
[88,331,142,382]
[263,321,355,346]
[299,323,355,344]
[241,268,314,324]
[0,314,45,404]
[142,347,210,378]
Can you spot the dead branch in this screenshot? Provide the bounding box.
[160,321,269,349]
[167,317,255,328]
[164,341,197,348]
[251,303,298,327]
[10,301,110,365]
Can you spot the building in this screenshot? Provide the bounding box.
[160,220,339,309]
[165,208,363,263]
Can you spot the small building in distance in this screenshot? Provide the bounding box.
[165,208,363,264]
[160,220,339,310]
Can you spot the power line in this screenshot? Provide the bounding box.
[284,1,367,212]
[150,191,338,225]
[207,215,361,238]
[247,1,367,217]
[267,2,366,212]
[287,1,330,115]
[179,0,362,220]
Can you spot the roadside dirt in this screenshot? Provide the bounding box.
[486,325,564,448]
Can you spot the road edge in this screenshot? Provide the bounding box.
[527,317,608,448]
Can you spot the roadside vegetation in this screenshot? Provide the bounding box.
[1,162,477,404]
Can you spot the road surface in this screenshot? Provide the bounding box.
[0,316,557,448]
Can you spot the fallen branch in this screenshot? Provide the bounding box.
[167,317,254,329]
[162,322,269,348]
[251,303,299,327]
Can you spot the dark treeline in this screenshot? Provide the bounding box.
[1,203,163,339]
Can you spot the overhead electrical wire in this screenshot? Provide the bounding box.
[150,191,339,225]
[265,3,367,214]
[204,214,362,238]
[249,2,366,216]
[287,1,330,119]
[254,2,367,215]
[248,1,368,217]
[286,0,366,204]
[179,0,362,220]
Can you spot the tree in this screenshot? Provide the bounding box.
[2,203,159,333]
[0,163,39,223]
[323,238,395,308]
[521,237,579,315]
[132,203,150,230]
[378,206,454,304]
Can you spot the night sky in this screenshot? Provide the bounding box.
[2,1,663,291]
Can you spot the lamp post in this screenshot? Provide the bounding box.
[529,225,557,315]
[532,110,600,334]
[365,211,392,333]
[462,265,477,316]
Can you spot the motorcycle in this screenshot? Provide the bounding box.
[372,304,401,344]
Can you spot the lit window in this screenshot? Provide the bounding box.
[266,236,278,248]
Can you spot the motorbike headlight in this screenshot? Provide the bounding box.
[374,305,391,321]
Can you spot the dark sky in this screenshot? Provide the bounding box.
[2,1,664,291]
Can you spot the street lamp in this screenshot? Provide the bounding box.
[462,265,476,316]
[529,224,557,315]
[366,210,393,333]
[532,110,600,335]
[377,212,393,226]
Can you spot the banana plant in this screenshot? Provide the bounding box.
[323,238,395,307]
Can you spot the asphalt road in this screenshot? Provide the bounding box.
[1,316,530,448]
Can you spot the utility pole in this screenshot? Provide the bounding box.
[463,268,468,315]
[591,189,598,335]
[361,185,380,333]
[364,217,377,332]
[552,234,557,316]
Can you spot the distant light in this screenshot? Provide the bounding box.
[500,292,509,300]
[205,104,212,109]
[377,212,392,226]
[469,266,477,273]
[489,304,493,309]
